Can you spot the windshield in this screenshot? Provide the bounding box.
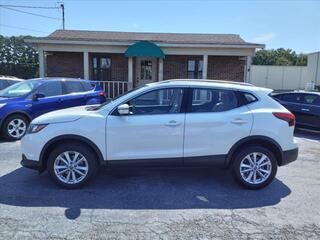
[0,80,41,98]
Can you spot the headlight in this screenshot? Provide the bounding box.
[27,124,48,134]
[0,103,6,108]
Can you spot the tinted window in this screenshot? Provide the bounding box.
[0,80,8,89]
[81,82,95,91]
[37,81,63,97]
[65,81,85,93]
[278,93,301,103]
[301,94,320,105]
[127,88,184,115]
[191,88,238,113]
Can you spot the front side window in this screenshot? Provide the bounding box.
[36,81,63,97]
[0,80,41,98]
[188,60,203,79]
[301,94,320,105]
[191,88,238,113]
[64,81,85,94]
[127,88,184,115]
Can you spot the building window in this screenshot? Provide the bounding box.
[92,55,111,81]
[188,60,203,79]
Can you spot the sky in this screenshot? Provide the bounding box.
[0,0,319,53]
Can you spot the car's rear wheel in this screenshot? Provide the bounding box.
[2,114,29,141]
[232,146,278,189]
[47,143,98,189]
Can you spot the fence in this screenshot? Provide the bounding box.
[96,81,132,99]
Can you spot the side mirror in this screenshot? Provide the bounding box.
[118,104,130,115]
[32,93,45,101]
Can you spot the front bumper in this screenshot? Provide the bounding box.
[21,154,42,171]
[280,147,298,166]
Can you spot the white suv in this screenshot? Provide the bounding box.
[21,80,298,189]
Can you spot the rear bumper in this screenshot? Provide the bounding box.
[21,154,42,171]
[280,147,298,166]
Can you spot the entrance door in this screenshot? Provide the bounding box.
[136,58,157,87]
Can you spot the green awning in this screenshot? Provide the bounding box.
[125,41,165,58]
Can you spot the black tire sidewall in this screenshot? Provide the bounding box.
[2,114,29,141]
[232,146,278,190]
[47,143,97,189]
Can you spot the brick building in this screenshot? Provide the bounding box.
[26,30,264,94]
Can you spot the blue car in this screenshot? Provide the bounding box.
[0,78,106,140]
[272,91,320,131]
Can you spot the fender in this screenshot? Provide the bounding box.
[39,134,106,171]
[225,135,283,167]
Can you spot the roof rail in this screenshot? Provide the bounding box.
[159,79,254,86]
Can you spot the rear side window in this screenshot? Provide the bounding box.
[65,81,85,94]
[277,93,301,103]
[81,82,95,91]
[37,81,63,97]
[191,88,238,113]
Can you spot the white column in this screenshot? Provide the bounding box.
[202,54,208,79]
[83,51,89,80]
[245,56,252,83]
[128,57,133,89]
[158,58,163,81]
[38,49,45,78]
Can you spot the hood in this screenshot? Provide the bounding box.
[32,105,96,124]
[0,96,25,103]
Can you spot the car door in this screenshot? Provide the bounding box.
[61,81,87,108]
[30,81,64,117]
[183,88,253,166]
[106,87,185,165]
[299,93,320,129]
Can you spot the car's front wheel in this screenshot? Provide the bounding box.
[2,114,29,141]
[232,146,278,189]
[47,143,98,189]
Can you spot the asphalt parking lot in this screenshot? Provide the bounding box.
[0,130,320,239]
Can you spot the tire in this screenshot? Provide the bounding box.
[2,114,29,141]
[47,143,98,189]
[232,145,278,190]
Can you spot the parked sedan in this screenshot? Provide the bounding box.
[0,78,106,140]
[272,91,320,131]
[21,80,298,190]
[0,76,23,90]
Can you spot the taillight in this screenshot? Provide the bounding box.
[273,112,295,127]
[98,91,106,97]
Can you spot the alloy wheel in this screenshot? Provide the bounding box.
[239,152,272,185]
[7,118,27,139]
[54,151,89,185]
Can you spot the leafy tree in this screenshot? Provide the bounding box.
[252,48,307,66]
[0,35,39,79]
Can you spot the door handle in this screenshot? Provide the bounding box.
[301,108,310,112]
[231,118,248,125]
[164,120,181,127]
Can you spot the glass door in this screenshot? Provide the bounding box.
[92,55,111,81]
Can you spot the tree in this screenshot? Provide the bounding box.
[0,35,39,79]
[252,48,307,66]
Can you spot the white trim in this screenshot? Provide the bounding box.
[39,49,45,78]
[158,58,163,81]
[25,38,265,49]
[128,57,133,89]
[83,51,89,79]
[202,55,208,79]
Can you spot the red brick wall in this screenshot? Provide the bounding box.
[163,55,202,80]
[46,52,83,78]
[207,56,245,82]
